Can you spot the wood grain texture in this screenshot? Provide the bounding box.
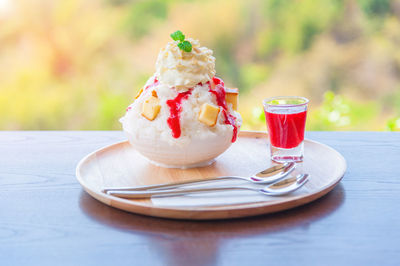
[1,131,400,266]
[76,131,346,219]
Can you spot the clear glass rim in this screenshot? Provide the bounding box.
[263,96,309,108]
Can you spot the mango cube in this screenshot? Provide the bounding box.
[225,88,239,111]
[141,96,161,121]
[198,103,220,127]
[135,88,144,99]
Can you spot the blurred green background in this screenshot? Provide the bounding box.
[1,0,400,131]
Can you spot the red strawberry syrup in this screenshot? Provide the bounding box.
[265,110,307,149]
[208,77,238,143]
[166,89,193,138]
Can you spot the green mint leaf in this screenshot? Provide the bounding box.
[170,30,185,42]
[178,40,192,52]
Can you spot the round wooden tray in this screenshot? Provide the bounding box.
[76,131,346,220]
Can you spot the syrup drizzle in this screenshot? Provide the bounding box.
[208,77,238,143]
[145,77,159,92]
[166,89,193,138]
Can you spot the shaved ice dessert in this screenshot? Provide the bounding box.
[120,31,242,168]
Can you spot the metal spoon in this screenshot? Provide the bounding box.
[102,162,296,193]
[106,173,309,199]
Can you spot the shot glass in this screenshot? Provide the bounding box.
[263,96,309,163]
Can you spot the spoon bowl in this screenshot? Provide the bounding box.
[261,173,309,195]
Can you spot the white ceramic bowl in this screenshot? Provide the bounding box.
[124,130,233,169]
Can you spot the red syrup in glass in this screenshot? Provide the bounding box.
[166,89,193,138]
[264,110,307,149]
[208,77,238,143]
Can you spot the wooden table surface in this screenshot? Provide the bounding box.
[1,131,399,266]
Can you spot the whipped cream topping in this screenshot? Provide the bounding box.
[155,38,216,89]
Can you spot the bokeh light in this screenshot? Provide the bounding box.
[1,0,400,131]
